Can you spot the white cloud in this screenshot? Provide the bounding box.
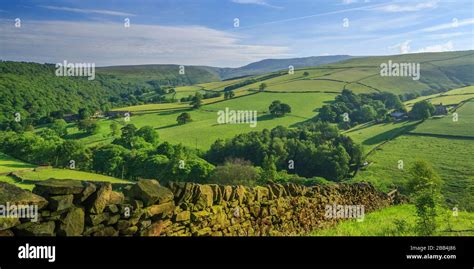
[342,0,370,4]
[39,5,135,17]
[375,0,438,12]
[422,18,474,32]
[0,20,289,67]
[231,0,281,9]
[415,41,454,53]
[389,40,412,54]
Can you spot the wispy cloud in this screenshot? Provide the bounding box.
[341,0,370,4]
[39,5,135,17]
[0,20,289,67]
[389,40,412,54]
[422,18,474,32]
[415,40,454,53]
[231,0,281,9]
[374,0,438,12]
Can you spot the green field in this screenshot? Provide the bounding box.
[344,121,419,153]
[0,175,35,190]
[312,204,474,236]
[352,135,474,211]
[15,167,131,184]
[71,92,336,149]
[410,100,474,138]
[0,152,131,190]
[405,85,474,110]
[0,152,36,173]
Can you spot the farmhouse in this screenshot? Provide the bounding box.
[433,103,448,115]
[389,111,407,121]
[105,111,132,118]
[63,114,79,123]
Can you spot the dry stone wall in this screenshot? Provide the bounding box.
[0,179,405,236]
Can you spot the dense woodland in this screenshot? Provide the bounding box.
[0,121,359,185]
[0,61,207,129]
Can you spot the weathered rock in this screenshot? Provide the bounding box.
[87,212,110,226]
[254,186,269,201]
[0,217,20,231]
[121,226,138,236]
[221,186,233,201]
[138,220,152,230]
[176,182,195,204]
[0,229,14,236]
[33,179,84,196]
[83,224,104,236]
[88,183,112,214]
[107,214,120,225]
[232,185,246,204]
[145,201,175,218]
[130,179,173,206]
[58,207,84,236]
[116,220,132,231]
[108,191,124,205]
[191,210,210,221]
[174,210,190,222]
[92,226,118,237]
[106,204,119,214]
[0,182,48,209]
[13,221,55,236]
[131,199,143,210]
[141,220,170,236]
[79,182,97,202]
[48,195,74,211]
[194,185,213,209]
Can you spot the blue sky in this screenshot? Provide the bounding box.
[0,0,473,67]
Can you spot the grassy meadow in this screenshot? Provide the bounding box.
[312,204,474,236]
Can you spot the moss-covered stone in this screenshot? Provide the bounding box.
[88,183,112,214]
[145,202,175,218]
[79,182,96,202]
[130,179,173,206]
[87,212,110,226]
[48,195,74,211]
[0,217,20,231]
[0,182,48,209]
[33,179,84,196]
[58,207,84,236]
[13,221,55,236]
[174,210,190,222]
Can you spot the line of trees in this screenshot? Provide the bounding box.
[318,89,405,129]
[206,122,362,181]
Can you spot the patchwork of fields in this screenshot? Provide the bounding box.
[73,92,337,149]
[0,152,130,190]
[312,204,474,236]
[349,98,474,211]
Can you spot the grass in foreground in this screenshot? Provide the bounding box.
[352,135,474,211]
[312,204,474,236]
[0,153,36,173]
[0,175,35,190]
[15,167,131,184]
[411,100,474,138]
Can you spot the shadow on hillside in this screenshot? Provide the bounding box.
[256,114,277,122]
[64,132,91,140]
[0,163,34,169]
[362,121,418,146]
[155,123,180,130]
